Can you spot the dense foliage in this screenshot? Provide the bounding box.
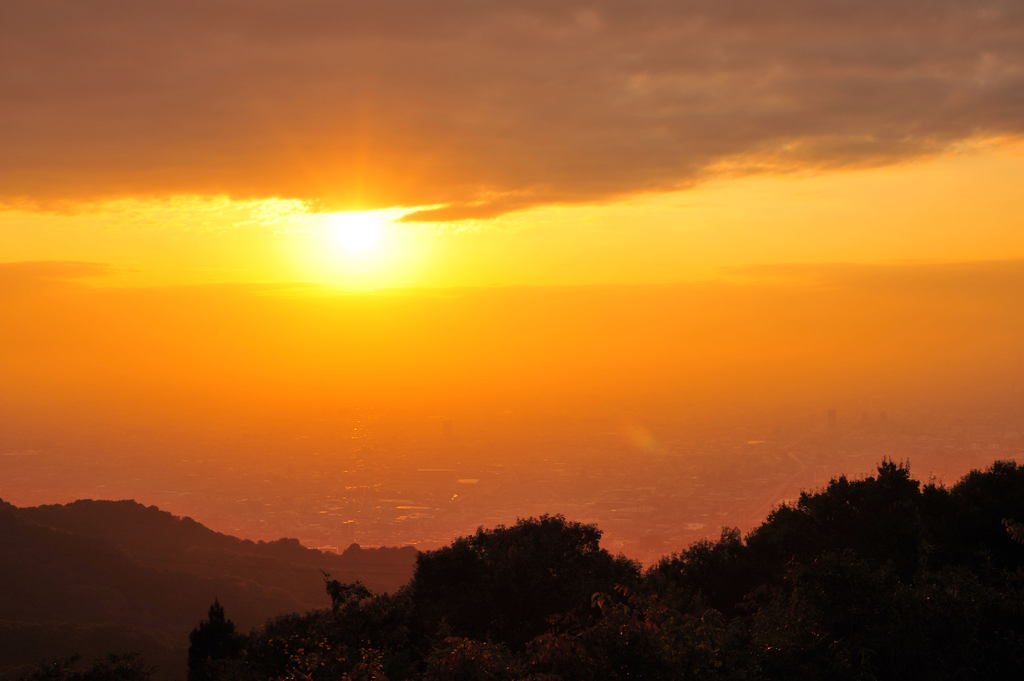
[20,460,1024,680]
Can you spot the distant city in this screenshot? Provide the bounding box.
[4,406,1021,564]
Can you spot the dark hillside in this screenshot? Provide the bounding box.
[7,460,1024,681]
[18,500,414,596]
[197,460,1024,681]
[0,499,415,680]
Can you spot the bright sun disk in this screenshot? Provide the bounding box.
[300,207,417,286]
[328,211,388,257]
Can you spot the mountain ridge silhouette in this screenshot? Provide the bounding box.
[0,497,415,680]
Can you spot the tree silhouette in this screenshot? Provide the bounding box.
[187,600,244,681]
[409,514,639,648]
[21,460,1024,680]
[323,573,372,614]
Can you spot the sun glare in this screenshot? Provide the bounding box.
[288,207,425,288]
[328,211,389,257]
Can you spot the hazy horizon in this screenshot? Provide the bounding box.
[4,259,1022,562]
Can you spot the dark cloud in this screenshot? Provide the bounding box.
[1,1,1022,218]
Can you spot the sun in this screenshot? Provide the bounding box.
[328,211,389,257]
[290,207,422,287]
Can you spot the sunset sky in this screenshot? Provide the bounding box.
[2,2,1023,551]
[3,1,1023,289]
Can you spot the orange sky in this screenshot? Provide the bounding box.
[2,0,1022,425]
[2,2,1023,551]
[2,140,1024,289]
[2,1,1023,288]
